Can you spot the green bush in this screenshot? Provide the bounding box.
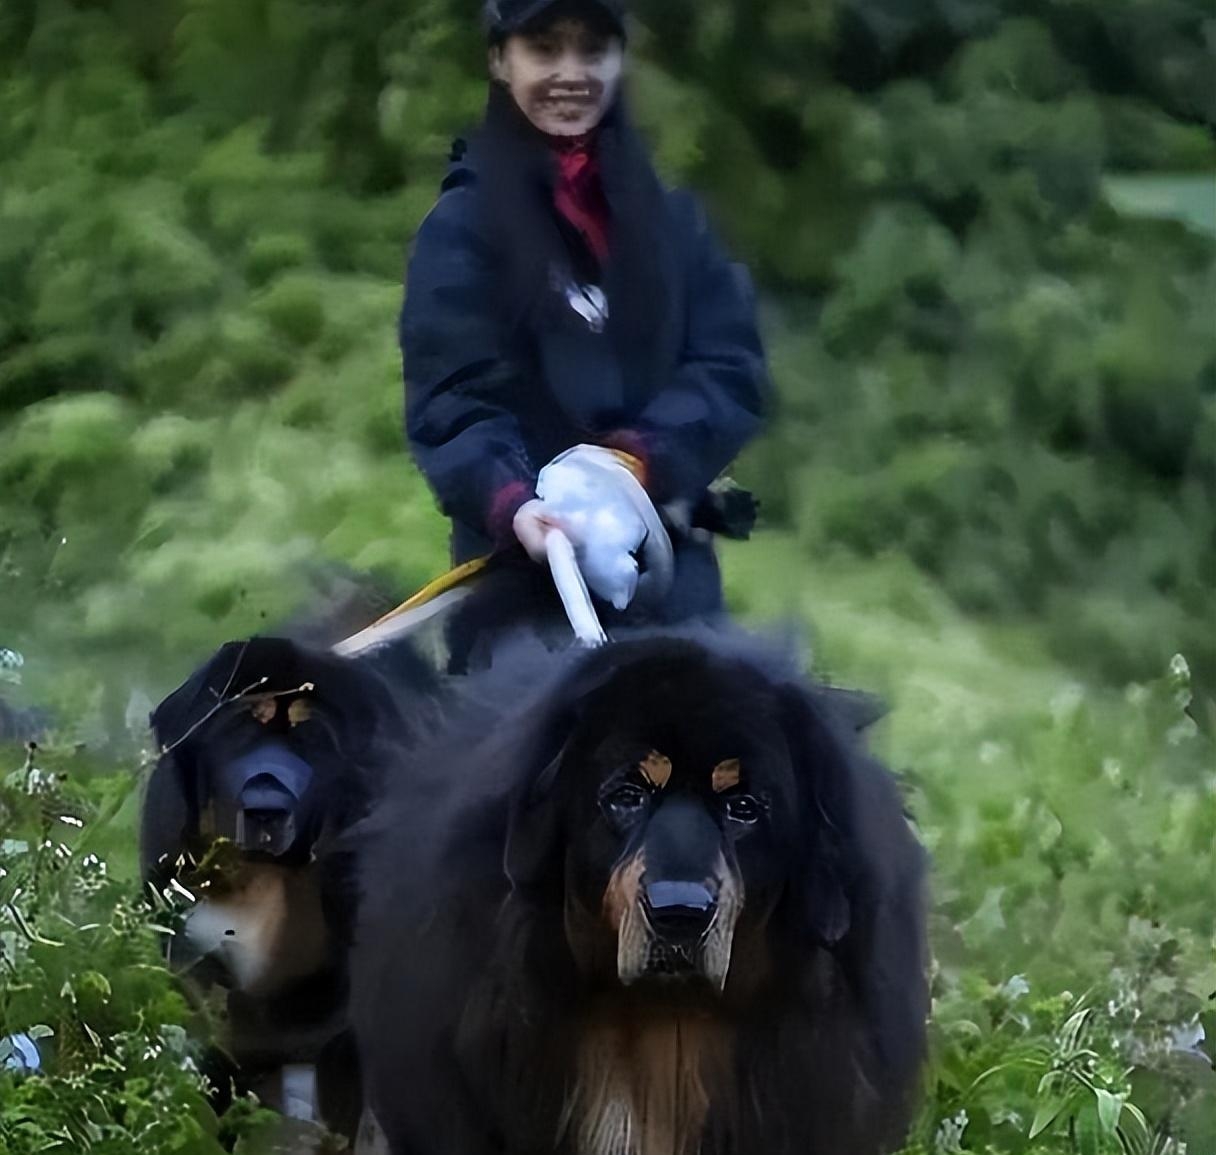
[0,2,1212,1146]
[1,0,1212,697]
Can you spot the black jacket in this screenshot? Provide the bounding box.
[401,101,769,565]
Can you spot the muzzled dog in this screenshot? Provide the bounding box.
[141,636,435,1140]
[351,629,928,1155]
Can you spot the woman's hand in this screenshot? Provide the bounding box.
[513,499,568,564]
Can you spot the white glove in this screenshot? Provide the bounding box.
[534,445,674,612]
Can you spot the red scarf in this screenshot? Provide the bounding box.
[551,135,611,265]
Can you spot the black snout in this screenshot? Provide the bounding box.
[642,796,722,945]
[235,774,297,854]
[236,801,295,855]
[211,742,315,858]
[643,880,717,944]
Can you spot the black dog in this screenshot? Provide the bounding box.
[141,635,436,1139]
[351,629,928,1155]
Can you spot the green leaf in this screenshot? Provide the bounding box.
[1094,1088,1122,1135]
[1059,1007,1094,1054]
[1074,1100,1103,1155]
[1117,1100,1151,1155]
[1030,1096,1066,1139]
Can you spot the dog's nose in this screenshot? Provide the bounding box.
[643,880,717,943]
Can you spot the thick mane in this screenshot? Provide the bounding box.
[351,626,928,1155]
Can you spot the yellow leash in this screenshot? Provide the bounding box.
[368,555,491,629]
[332,555,491,657]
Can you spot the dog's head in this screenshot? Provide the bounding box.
[141,636,434,999]
[503,633,888,1003]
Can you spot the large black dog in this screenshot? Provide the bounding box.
[141,635,436,1138]
[351,629,928,1155]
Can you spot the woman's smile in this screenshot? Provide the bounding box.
[544,85,595,101]
[492,17,623,137]
[534,78,604,121]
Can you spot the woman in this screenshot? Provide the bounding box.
[402,0,768,652]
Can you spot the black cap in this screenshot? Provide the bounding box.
[484,0,626,41]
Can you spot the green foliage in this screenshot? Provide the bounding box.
[1,542,1211,1152]
[1104,174,1216,237]
[0,746,352,1153]
[725,538,1215,1154]
[0,0,1212,1148]
[1,0,1210,705]
[0,747,238,1153]
[628,0,1216,687]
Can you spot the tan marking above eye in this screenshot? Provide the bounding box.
[638,750,672,789]
[712,758,742,793]
[250,697,277,725]
[287,699,312,726]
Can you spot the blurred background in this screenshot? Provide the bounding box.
[0,1,1213,1151]
[1,0,1213,716]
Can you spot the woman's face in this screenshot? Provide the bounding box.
[491,16,624,137]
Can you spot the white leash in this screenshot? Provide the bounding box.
[545,528,608,647]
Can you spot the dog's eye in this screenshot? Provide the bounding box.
[723,794,762,825]
[602,783,650,815]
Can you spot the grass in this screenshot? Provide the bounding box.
[1,532,1212,1152]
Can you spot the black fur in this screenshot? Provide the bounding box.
[351,627,928,1154]
[140,635,438,1139]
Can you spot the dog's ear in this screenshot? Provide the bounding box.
[801,856,852,945]
[830,748,930,1112]
[781,681,929,1105]
[500,652,621,890]
[499,691,584,889]
[139,750,193,889]
[503,743,569,889]
[779,683,856,946]
[140,645,252,889]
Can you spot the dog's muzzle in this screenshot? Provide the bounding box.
[637,879,720,979]
[643,880,718,945]
[207,741,316,858]
[609,797,744,990]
